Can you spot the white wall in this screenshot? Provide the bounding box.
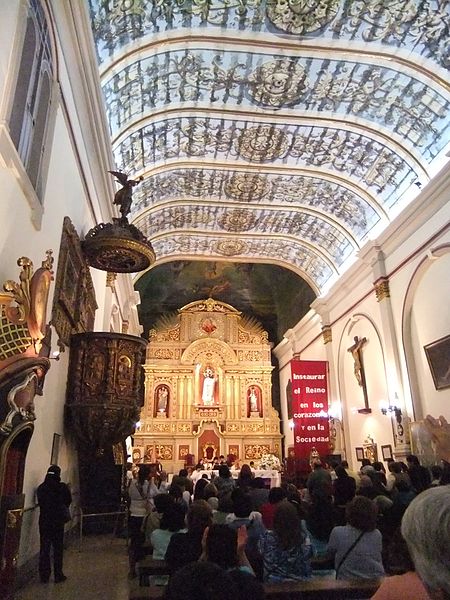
[275,163,450,471]
[408,251,450,419]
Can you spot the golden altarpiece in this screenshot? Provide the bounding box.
[133,298,281,470]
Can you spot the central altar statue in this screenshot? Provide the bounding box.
[133,298,281,469]
[201,367,216,405]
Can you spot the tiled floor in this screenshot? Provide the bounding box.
[15,535,140,600]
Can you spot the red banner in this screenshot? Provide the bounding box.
[291,360,330,460]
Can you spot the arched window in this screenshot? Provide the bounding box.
[8,0,55,203]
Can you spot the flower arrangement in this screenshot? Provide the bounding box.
[258,453,281,471]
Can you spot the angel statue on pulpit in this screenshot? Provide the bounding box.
[202,367,216,405]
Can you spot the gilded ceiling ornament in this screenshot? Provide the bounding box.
[237,125,289,162]
[266,0,340,34]
[248,59,309,106]
[224,173,270,202]
[218,209,257,232]
[214,239,248,256]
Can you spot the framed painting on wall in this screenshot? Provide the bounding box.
[381,444,393,461]
[355,447,364,462]
[424,335,450,390]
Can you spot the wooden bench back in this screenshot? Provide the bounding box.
[130,577,382,600]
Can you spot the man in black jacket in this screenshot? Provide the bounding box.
[406,454,431,493]
[36,465,72,583]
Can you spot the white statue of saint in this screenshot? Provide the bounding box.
[157,386,168,412]
[202,367,215,405]
[249,387,258,413]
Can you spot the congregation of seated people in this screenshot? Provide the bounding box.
[127,455,450,599]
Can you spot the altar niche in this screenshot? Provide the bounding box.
[247,385,262,417]
[154,384,170,418]
[199,365,219,406]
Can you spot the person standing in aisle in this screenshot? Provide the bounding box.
[36,465,72,583]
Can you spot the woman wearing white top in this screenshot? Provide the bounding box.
[128,465,156,579]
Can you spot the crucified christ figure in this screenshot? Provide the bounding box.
[347,335,367,387]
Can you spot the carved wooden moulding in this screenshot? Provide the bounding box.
[66,332,147,454]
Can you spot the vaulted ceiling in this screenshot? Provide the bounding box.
[88,0,450,305]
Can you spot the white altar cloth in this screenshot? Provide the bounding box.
[192,469,280,488]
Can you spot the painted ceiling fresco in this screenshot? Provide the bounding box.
[88,0,450,300]
[135,261,316,344]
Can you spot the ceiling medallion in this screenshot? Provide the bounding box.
[237,125,289,162]
[248,59,309,106]
[214,239,248,256]
[83,172,156,273]
[218,209,257,232]
[266,0,340,35]
[224,173,270,202]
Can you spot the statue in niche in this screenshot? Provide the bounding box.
[157,385,169,413]
[202,367,216,406]
[248,386,260,415]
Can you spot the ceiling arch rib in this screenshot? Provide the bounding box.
[130,162,388,221]
[102,47,450,163]
[98,32,450,91]
[134,201,361,250]
[113,117,420,208]
[133,203,357,267]
[89,1,450,73]
[110,107,429,178]
[148,233,336,295]
[130,171,376,243]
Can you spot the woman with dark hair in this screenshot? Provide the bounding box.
[327,496,385,580]
[259,501,312,582]
[204,483,219,510]
[215,465,235,497]
[305,492,335,558]
[237,464,254,490]
[194,477,209,501]
[203,524,255,575]
[142,493,174,549]
[150,503,187,559]
[333,465,356,524]
[165,500,213,575]
[260,487,287,529]
[372,462,387,486]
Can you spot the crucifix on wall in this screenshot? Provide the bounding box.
[347,335,371,414]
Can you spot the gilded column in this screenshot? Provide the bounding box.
[234,376,241,420]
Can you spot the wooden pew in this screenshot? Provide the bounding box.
[137,556,168,586]
[265,577,382,599]
[129,577,383,600]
